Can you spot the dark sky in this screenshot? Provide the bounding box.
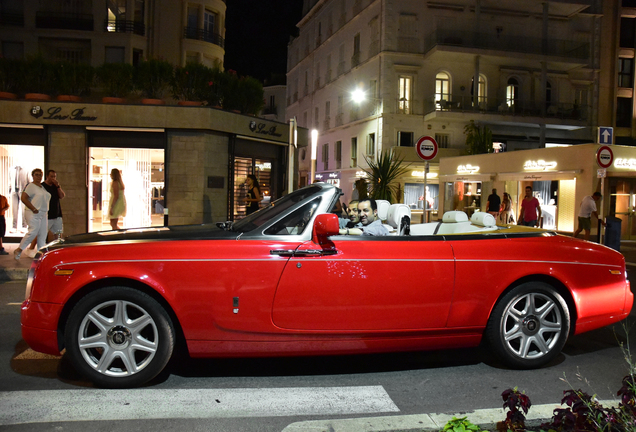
[224,0,304,84]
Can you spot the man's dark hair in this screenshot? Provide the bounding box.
[46,169,56,177]
[593,192,602,198]
[360,198,377,211]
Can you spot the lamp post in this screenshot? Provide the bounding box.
[288,117,297,193]
[310,129,318,183]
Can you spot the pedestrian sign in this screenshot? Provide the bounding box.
[598,127,613,145]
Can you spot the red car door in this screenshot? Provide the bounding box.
[272,237,455,331]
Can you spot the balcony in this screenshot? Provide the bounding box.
[104,19,145,36]
[183,26,225,49]
[423,29,589,60]
[36,11,94,31]
[351,52,360,68]
[424,95,590,121]
[0,12,24,26]
[263,105,277,115]
[335,113,344,126]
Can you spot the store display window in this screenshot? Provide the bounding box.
[0,145,45,238]
[233,157,272,219]
[88,147,164,232]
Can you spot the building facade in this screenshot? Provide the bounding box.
[287,0,605,207]
[0,0,226,67]
[0,100,304,241]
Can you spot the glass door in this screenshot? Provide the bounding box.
[609,178,636,240]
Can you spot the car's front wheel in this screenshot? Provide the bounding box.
[64,286,175,388]
[486,282,570,369]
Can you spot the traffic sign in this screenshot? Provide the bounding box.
[596,145,613,169]
[598,127,614,145]
[415,136,438,161]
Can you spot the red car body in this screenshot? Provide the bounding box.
[20,183,633,388]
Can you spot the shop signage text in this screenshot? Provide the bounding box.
[256,162,271,170]
[523,160,557,171]
[315,171,341,180]
[248,121,283,137]
[457,164,479,174]
[30,106,97,121]
[615,158,636,170]
[412,171,438,178]
[355,171,368,178]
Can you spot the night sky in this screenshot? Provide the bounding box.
[224,0,304,84]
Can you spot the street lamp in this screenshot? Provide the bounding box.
[310,129,318,183]
[351,88,366,104]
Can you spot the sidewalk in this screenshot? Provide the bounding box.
[0,243,34,281]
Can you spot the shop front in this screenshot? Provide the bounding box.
[438,144,630,237]
[0,101,305,239]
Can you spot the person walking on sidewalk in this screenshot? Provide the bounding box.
[573,192,606,241]
[0,192,8,255]
[14,169,50,260]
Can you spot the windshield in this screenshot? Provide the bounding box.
[232,185,323,233]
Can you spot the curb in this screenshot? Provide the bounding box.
[0,268,28,281]
[281,400,616,432]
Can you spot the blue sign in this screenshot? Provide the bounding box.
[598,127,614,145]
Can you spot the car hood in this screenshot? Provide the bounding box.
[52,224,238,247]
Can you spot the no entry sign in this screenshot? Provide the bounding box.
[596,145,613,169]
[415,136,438,161]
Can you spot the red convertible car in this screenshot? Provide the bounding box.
[21,183,632,388]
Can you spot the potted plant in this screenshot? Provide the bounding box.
[96,62,134,103]
[235,76,265,115]
[55,62,94,102]
[201,66,227,108]
[0,57,24,99]
[171,62,213,106]
[134,58,173,104]
[23,55,56,101]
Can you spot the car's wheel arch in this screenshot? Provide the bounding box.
[489,274,577,337]
[56,277,187,355]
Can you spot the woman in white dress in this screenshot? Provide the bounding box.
[108,168,126,230]
[14,168,51,260]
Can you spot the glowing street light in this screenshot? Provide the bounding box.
[351,88,366,104]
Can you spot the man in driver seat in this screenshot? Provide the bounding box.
[339,199,389,236]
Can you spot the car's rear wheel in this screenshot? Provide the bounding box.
[486,282,570,369]
[64,286,175,388]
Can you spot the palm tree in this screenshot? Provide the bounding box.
[363,149,410,203]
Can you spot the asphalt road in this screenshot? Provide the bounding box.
[1,271,635,432]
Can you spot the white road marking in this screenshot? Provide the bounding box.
[0,386,399,425]
[6,302,22,306]
[626,262,636,267]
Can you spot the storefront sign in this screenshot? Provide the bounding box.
[523,160,557,171]
[411,171,438,178]
[30,106,97,121]
[355,171,368,178]
[315,171,341,180]
[615,158,636,170]
[256,162,271,170]
[457,164,479,174]
[248,121,283,137]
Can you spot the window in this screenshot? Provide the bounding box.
[398,75,412,114]
[351,137,358,167]
[617,97,633,128]
[398,131,413,147]
[269,95,275,108]
[335,141,342,169]
[366,133,375,156]
[471,74,486,106]
[621,18,636,49]
[619,58,634,88]
[314,107,319,129]
[325,100,331,117]
[435,133,450,148]
[105,46,125,63]
[506,78,520,107]
[322,143,329,170]
[134,0,144,23]
[186,6,198,38]
[326,54,332,82]
[338,44,345,75]
[204,9,217,37]
[352,33,361,67]
[132,48,143,66]
[436,72,450,101]
[303,111,308,128]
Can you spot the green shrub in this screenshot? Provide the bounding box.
[171,62,214,102]
[96,62,135,98]
[134,58,173,99]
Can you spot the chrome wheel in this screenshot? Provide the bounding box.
[78,300,158,377]
[486,282,570,369]
[501,292,563,360]
[65,286,174,388]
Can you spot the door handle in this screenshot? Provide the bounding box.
[270,249,296,257]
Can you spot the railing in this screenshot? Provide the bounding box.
[104,19,145,36]
[335,113,344,126]
[423,28,589,60]
[323,117,330,130]
[263,105,277,115]
[424,94,590,121]
[351,52,360,68]
[0,12,24,26]
[36,11,93,31]
[337,61,345,76]
[183,26,225,48]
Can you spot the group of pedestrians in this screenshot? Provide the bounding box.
[5,168,126,261]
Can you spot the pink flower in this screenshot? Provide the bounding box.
[208,81,213,86]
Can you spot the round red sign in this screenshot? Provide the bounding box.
[415,136,438,161]
[596,145,613,169]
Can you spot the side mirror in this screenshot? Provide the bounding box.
[312,213,339,246]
